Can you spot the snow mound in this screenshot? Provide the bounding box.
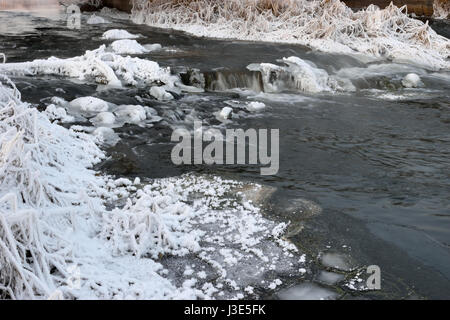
[131,0,450,70]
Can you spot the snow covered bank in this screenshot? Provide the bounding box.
[130,0,450,70]
[0,74,105,299]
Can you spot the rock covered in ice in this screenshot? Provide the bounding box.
[90,112,116,126]
[93,127,119,146]
[150,86,174,100]
[44,104,74,123]
[246,101,266,112]
[401,73,423,88]
[87,14,110,24]
[102,29,139,40]
[110,39,148,55]
[114,105,147,124]
[69,96,109,115]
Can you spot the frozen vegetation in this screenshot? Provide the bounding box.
[131,0,450,70]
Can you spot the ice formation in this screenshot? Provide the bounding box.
[131,0,450,70]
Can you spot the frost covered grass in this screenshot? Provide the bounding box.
[131,0,450,70]
[0,74,105,299]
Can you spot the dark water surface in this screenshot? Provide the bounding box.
[1,11,449,299]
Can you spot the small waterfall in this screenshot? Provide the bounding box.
[204,70,264,92]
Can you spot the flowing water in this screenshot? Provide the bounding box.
[1,9,449,299]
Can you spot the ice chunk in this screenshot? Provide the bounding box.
[102,29,139,40]
[278,283,338,300]
[320,252,352,271]
[111,39,148,55]
[150,86,174,100]
[218,106,233,120]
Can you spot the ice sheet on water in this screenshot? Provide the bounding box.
[278,282,339,300]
